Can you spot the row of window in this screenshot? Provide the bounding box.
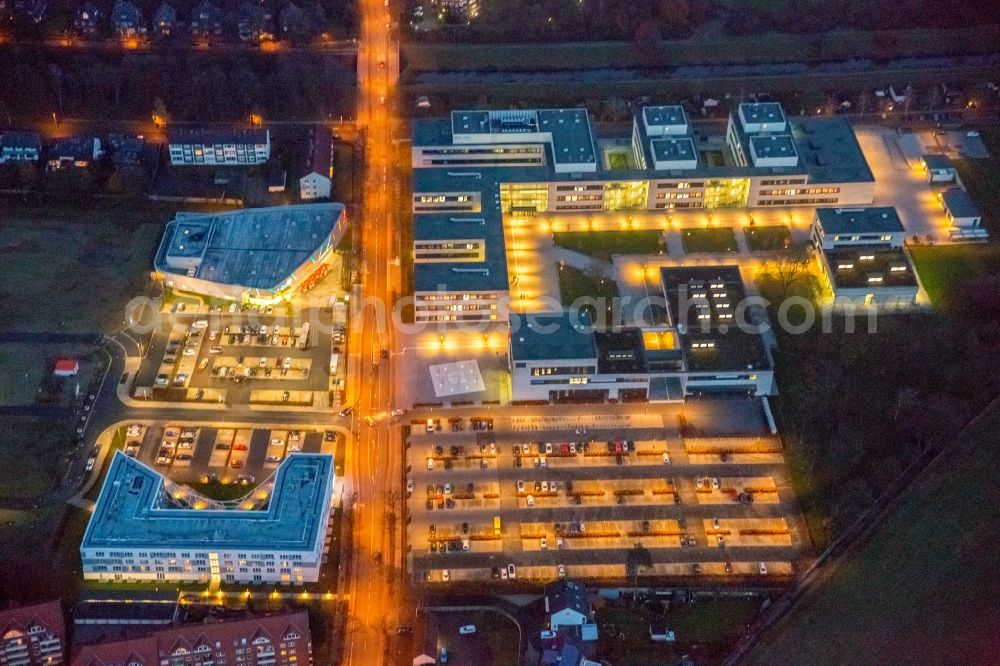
[530,366,596,376]
[758,186,840,196]
[757,197,839,206]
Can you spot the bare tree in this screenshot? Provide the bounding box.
[758,255,814,302]
[625,543,653,604]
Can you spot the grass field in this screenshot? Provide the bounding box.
[0,343,99,405]
[0,200,175,333]
[681,227,738,254]
[402,26,1000,73]
[747,401,1000,665]
[745,225,792,252]
[908,244,1000,308]
[557,264,619,318]
[0,417,78,500]
[596,600,759,664]
[553,230,662,260]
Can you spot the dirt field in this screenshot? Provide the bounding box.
[0,200,171,333]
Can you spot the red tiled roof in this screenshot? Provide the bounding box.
[301,125,332,178]
[54,359,79,372]
[71,612,311,666]
[0,600,66,644]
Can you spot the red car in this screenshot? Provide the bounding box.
[233,443,248,451]
[561,443,570,456]
[614,441,623,454]
[231,459,244,469]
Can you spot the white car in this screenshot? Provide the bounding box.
[516,480,525,493]
[85,457,96,472]
[569,442,577,454]
[540,537,547,550]
[712,477,721,490]
[556,537,565,549]
[507,564,516,579]
[270,438,284,446]
[557,564,566,578]
[444,483,452,495]
[544,442,553,454]
[663,452,671,464]
[441,569,450,582]
[539,457,547,468]
[427,457,434,471]
[526,495,535,507]
[540,630,555,640]
[406,478,414,494]
[759,562,768,575]
[390,408,405,417]
[182,347,197,356]
[191,320,209,329]
[461,539,470,551]
[458,625,476,636]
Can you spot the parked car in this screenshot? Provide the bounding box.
[458,625,476,636]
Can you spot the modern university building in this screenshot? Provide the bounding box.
[410,102,876,324]
[81,452,335,585]
[153,203,348,305]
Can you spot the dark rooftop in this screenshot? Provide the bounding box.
[815,206,905,236]
[942,188,983,219]
[167,126,268,146]
[509,311,596,362]
[822,246,918,290]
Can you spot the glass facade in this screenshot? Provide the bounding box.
[602,180,649,211]
[703,178,750,208]
[500,183,549,214]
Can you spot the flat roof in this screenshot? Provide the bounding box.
[823,246,917,289]
[166,126,268,145]
[510,311,596,362]
[82,452,334,552]
[538,109,596,166]
[155,204,345,290]
[740,102,785,125]
[749,134,797,160]
[942,188,982,218]
[650,137,696,162]
[642,105,687,128]
[921,153,953,170]
[816,206,905,235]
[428,360,486,397]
[659,265,770,372]
[790,117,874,184]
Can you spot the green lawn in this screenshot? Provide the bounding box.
[553,230,662,260]
[908,244,1000,308]
[607,151,630,171]
[745,225,792,252]
[681,227,738,254]
[747,402,1000,666]
[952,127,1000,237]
[557,264,619,322]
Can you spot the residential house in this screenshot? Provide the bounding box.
[0,130,42,163]
[299,124,333,200]
[111,0,143,37]
[151,1,177,36]
[166,127,270,166]
[0,600,67,666]
[237,1,271,42]
[47,135,103,170]
[188,0,223,38]
[71,613,312,666]
[12,0,47,23]
[107,133,147,167]
[74,1,101,37]
[544,580,592,630]
[278,1,310,39]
